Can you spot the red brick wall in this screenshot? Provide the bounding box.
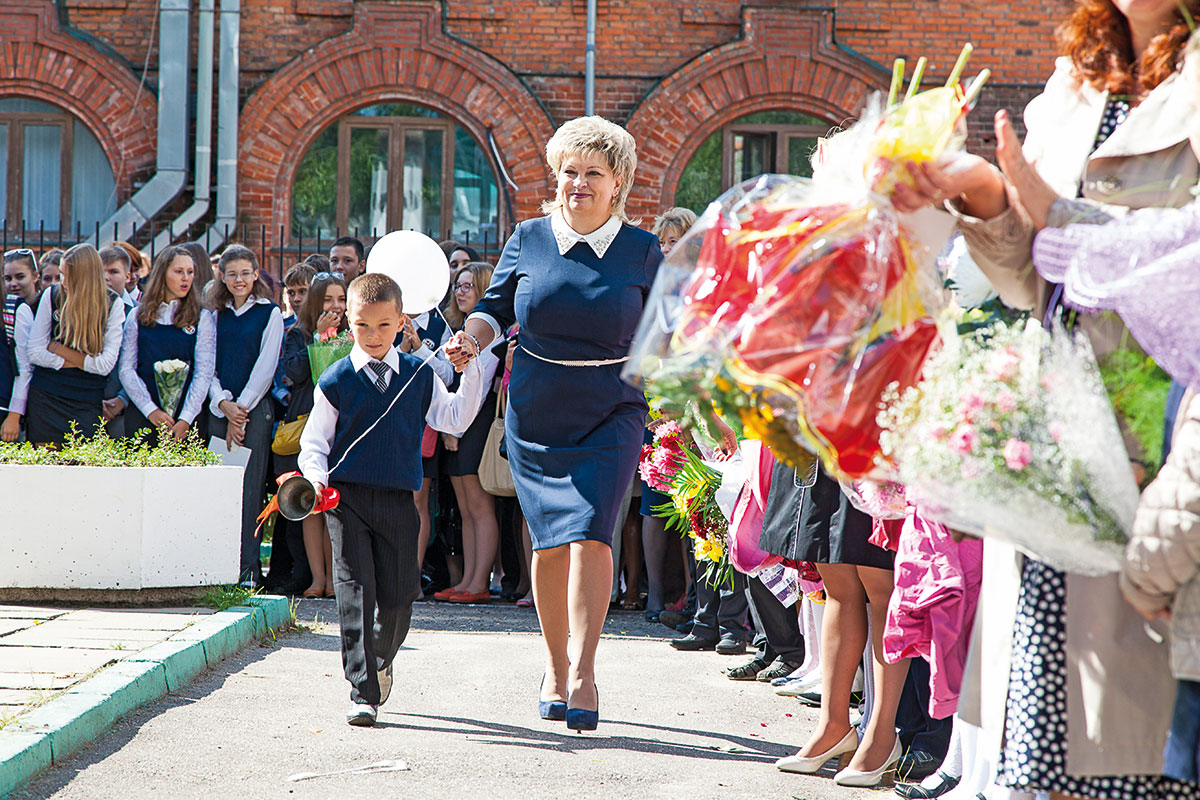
[5,0,1066,239]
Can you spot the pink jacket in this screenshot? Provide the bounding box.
[728,440,782,575]
[883,511,983,718]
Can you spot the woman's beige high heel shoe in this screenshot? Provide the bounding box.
[775,728,859,774]
[834,736,902,787]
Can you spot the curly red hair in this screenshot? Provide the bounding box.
[1058,0,1199,95]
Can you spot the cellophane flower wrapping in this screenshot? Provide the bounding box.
[878,318,1140,575]
[153,359,190,418]
[624,89,962,480]
[308,328,354,385]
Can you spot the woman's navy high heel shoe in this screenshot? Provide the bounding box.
[538,676,566,721]
[566,685,599,731]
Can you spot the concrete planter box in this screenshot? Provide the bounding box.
[0,464,243,590]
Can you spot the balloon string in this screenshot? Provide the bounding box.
[327,342,451,476]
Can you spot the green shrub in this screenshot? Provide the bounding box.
[0,421,221,468]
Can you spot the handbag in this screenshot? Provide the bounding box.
[478,396,516,497]
[270,413,309,456]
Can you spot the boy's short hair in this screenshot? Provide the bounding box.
[98,245,132,271]
[347,272,403,313]
[284,262,316,287]
[331,236,365,262]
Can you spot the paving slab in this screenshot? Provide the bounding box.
[0,622,35,638]
[0,628,173,648]
[0,674,76,691]
[0,649,115,677]
[0,609,69,622]
[53,610,206,630]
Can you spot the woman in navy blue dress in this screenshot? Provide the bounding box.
[448,117,662,730]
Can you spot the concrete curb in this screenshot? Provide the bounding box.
[0,595,292,798]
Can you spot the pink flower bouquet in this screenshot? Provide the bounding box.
[877,319,1140,575]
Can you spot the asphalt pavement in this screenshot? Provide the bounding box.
[13,599,883,800]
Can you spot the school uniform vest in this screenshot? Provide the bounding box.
[319,353,433,492]
[136,317,198,413]
[416,313,446,352]
[31,287,119,404]
[215,301,277,401]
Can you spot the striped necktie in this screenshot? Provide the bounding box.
[367,360,389,393]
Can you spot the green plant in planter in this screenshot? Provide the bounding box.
[0,421,221,468]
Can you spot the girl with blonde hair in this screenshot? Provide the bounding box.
[25,243,125,445]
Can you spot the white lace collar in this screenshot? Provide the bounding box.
[550,210,622,258]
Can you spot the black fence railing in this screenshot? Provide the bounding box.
[2,221,512,284]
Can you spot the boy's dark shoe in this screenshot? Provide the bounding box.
[715,635,747,655]
[670,633,718,651]
[725,657,770,680]
[657,609,690,629]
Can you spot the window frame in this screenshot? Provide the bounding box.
[720,121,830,188]
[334,116,458,237]
[0,110,74,235]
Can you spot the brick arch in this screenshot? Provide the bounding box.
[240,0,556,238]
[625,6,889,217]
[0,2,158,197]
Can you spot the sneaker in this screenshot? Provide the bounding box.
[346,702,377,726]
[715,635,747,656]
[378,664,393,706]
[756,658,801,682]
[775,671,822,696]
[725,657,770,680]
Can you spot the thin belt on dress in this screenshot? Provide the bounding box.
[521,346,630,368]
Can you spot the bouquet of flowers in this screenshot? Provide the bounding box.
[153,359,190,418]
[639,421,733,587]
[625,47,987,480]
[308,327,353,384]
[877,318,1141,575]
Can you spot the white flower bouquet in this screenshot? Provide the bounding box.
[878,319,1140,575]
[153,359,190,418]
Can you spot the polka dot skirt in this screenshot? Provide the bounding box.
[996,560,1200,799]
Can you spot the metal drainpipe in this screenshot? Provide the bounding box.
[200,0,240,251]
[94,0,191,247]
[151,0,215,253]
[585,0,596,116]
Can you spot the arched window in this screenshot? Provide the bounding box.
[675,110,833,213]
[292,103,501,245]
[0,97,117,236]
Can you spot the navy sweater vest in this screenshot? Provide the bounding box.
[215,301,276,401]
[319,353,433,492]
[136,319,198,413]
[31,288,119,403]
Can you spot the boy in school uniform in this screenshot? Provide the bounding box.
[298,272,488,726]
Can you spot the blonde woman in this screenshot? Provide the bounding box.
[25,243,125,445]
[447,116,663,730]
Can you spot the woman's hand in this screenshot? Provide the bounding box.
[445,331,480,371]
[315,310,342,333]
[709,415,738,459]
[171,419,190,442]
[441,433,460,452]
[1,412,20,443]
[148,409,175,430]
[505,338,518,372]
[49,340,87,370]
[102,397,126,422]
[891,151,1008,218]
[228,420,246,449]
[218,399,248,427]
[993,109,1059,230]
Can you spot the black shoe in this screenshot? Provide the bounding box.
[756,658,801,682]
[715,635,747,655]
[894,770,959,798]
[674,622,691,634]
[726,657,770,680]
[669,633,718,651]
[657,610,689,629]
[896,750,941,783]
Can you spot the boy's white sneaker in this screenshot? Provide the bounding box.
[347,702,378,726]
[774,670,822,697]
[378,665,393,706]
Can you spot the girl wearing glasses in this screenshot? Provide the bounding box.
[24,243,125,446]
[208,245,284,586]
[118,244,216,444]
[280,273,348,598]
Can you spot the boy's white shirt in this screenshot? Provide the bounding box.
[298,343,490,488]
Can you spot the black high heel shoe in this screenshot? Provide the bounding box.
[566,685,599,732]
[538,675,566,721]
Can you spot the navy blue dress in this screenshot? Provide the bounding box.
[473,215,662,550]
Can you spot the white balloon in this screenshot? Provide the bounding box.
[364,231,450,314]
